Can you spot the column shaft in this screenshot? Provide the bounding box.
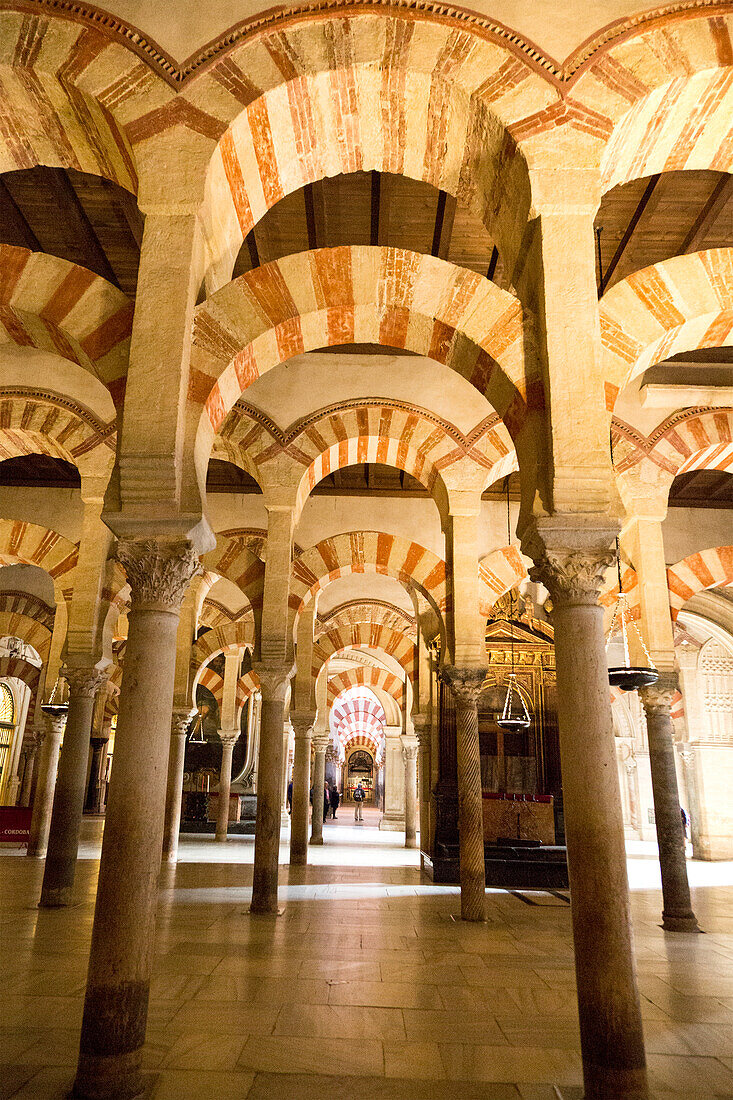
[251,665,291,913]
[641,679,698,932]
[215,736,237,842]
[532,547,648,1100]
[161,711,192,863]
[448,671,487,922]
[73,539,199,1100]
[310,745,327,845]
[290,719,312,864]
[402,740,418,849]
[85,737,108,814]
[40,668,105,907]
[27,717,64,857]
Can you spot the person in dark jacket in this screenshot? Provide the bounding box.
[286,779,293,814]
[353,782,365,822]
[329,786,340,820]
[324,783,330,822]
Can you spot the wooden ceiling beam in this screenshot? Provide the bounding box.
[600,174,661,293]
[487,246,499,281]
[431,190,457,260]
[370,171,381,247]
[680,174,733,254]
[0,179,42,250]
[99,177,144,249]
[43,168,120,287]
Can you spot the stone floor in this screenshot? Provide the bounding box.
[2,813,733,1099]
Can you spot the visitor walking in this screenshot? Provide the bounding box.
[286,779,293,814]
[324,783,330,822]
[329,785,340,820]
[353,782,365,822]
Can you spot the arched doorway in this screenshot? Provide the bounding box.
[345,747,375,803]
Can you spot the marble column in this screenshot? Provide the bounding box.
[310,734,328,845]
[40,666,106,907]
[401,734,419,849]
[85,736,109,814]
[161,708,195,863]
[414,717,432,854]
[531,545,648,1100]
[443,667,487,922]
[251,663,292,914]
[625,757,643,839]
[640,675,699,933]
[290,713,314,865]
[18,730,40,807]
[73,538,200,1100]
[379,725,406,830]
[27,714,65,857]
[215,730,239,842]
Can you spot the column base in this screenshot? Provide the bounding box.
[39,884,73,907]
[72,1054,147,1100]
[309,836,324,846]
[662,911,700,933]
[583,1061,648,1099]
[379,814,405,832]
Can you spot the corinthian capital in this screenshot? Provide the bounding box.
[62,665,108,698]
[253,662,294,702]
[442,665,486,708]
[640,672,677,714]
[116,538,201,612]
[529,549,615,608]
[171,707,197,738]
[290,711,315,738]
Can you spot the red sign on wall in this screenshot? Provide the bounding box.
[0,806,32,844]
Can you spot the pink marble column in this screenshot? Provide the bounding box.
[162,708,195,863]
[27,714,65,857]
[531,544,648,1100]
[443,667,487,922]
[40,665,107,907]
[251,663,292,914]
[73,538,199,1100]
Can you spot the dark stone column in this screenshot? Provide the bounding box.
[443,666,487,922]
[289,712,314,865]
[73,538,200,1100]
[85,736,109,814]
[640,675,699,933]
[40,665,107,907]
[250,663,292,913]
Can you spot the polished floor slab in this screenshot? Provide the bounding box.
[2,817,733,1099]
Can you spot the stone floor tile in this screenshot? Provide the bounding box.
[328,979,443,1008]
[144,1070,255,1099]
[647,1053,733,1097]
[0,1066,36,1100]
[158,1032,247,1071]
[273,1002,406,1040]
[383,1040,447,1078]
[438,1043,584,1086]
[403,1007,507,1044]
[236,1035,384,1076]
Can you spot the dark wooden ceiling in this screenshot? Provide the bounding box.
[668,469,733,509]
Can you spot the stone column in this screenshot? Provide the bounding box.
[401,734,419,849]
[27,714,65,857]
[73,538,200,1100]
[281,719,293,826]
[530,544,648,1100]
[310,733,328,845]
[443,668,487,921]
[625,757,643,839]
[85,736,108,814]
[40,665,107,907]
[290,712,314,865]
[380,725,406,830]
[161,708,195,863]
[640,675,699,933]
[215,730,239,842]
[251,663,292,914]
[18,730,40,807]
[414,717,432,854]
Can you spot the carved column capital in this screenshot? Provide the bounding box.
[640,672,677,715]
[62,665,108,698]
[442,665,486,709]
[171,707,196,738]
[253,662,294,702]
[529,548,615,609]
[116,537,201,613]
[401,735,419,762]
[218,729,240,749]
[312,732,330,753]
[42,711,66,739]
[290,711,315,738]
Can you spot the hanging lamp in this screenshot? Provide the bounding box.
[41,675,68,719]
[497,477,532,732]
[188,710,206,743]
[606,429,659,692]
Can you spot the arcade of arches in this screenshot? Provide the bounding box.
[2,2,733,1098]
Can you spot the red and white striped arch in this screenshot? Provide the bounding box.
[0,247,133,408]
[319,600,415,639]
[314,622,415,682]
[0,591,54,659]
[202,530,265,615]
[568,12,733,191]
[191,621,254,673]
[197,665,255,717]
[668,547,733,621]
[331,687,386,762]
[647,410,733,480]
[0,519,77,590]
[189,246,531,491]
[290,531,445,633]
[327,665,403,707]
[601,250,733,402]
[195,14,549,287]
[479,546,528,612]
[0,393,116,476]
